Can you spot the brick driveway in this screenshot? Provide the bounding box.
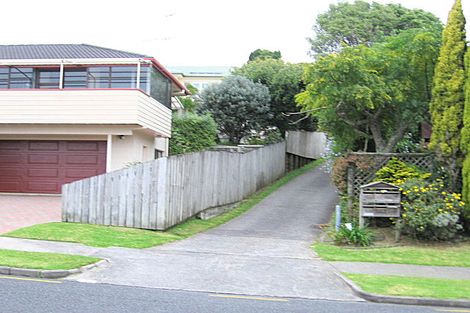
[0,195,61,234]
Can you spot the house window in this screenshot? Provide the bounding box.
[86,65,148,90]
[110,66,137,88]
[139,66,149,94]
[0,68,9,89]
[149,67,171,108]
[154,149,164,159]
[0,65,168,101]
[37,69,60,89]
[63,68,87,88]
[0,67,34,89]
[87,66,112,88]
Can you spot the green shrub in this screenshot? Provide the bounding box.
[169,113,217,155]
[399,178,465,241]
[375,158,431,185]
[334,224,374,247]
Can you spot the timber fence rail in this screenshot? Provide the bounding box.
[62,142,286,230]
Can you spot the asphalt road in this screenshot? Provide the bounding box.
[0,276,457,313]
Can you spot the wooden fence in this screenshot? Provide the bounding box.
[285,131,326,171]
[62,142,286,230]
[286,131,327,159]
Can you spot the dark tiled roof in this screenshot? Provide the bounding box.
[0,44,149,59]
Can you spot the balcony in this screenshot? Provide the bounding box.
[0,89,172,137]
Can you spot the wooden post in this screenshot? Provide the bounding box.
[395,218,402,242]
[347,163,355,222]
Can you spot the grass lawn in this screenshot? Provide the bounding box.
[0,249,101,270]
[5,160,323,249]
[344,273,470,300]
[313,242,470,267]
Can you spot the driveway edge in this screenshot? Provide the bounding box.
[337,273,470,308]
[0,259,108,279]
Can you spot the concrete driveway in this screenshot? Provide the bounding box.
[0,195,61,234]
[74,165,359,300]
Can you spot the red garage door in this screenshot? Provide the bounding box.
[0,140,106,194]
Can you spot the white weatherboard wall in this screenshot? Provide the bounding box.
[0,90,172,137]
[62,142,286,230]
[286,131,327,159]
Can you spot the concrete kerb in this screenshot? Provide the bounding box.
[0,259,108,279]
[336,271,470,309]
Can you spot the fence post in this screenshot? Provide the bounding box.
[347,162,355,221]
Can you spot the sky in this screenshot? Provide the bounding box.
[0,0,468,67]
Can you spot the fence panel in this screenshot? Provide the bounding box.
[286,131,326,159]
[62,142,286,230]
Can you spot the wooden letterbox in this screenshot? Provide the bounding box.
[359,181,401,227]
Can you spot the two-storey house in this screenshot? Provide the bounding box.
[0,44,188,194]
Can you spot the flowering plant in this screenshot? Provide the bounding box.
[399,178,464,241]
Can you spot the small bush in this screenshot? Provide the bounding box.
[169,113,217,155]
[399,178,465,241]
[334,224,374,247]
[375,157,431,185]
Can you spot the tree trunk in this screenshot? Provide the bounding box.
[369,118,408,153]
[369,120,386,152]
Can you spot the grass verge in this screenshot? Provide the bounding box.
[344,273,470,300]
[0,249,101,270]
[5,160,323,249]
[313,242,470,267]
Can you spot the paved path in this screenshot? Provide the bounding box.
[0,195,61,234]
[331,261,470,280]
[0,166,360,301]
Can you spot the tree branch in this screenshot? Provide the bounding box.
[289,114,311,125]
[282,107,327,116]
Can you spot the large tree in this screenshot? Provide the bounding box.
[199,75,271,144]
[234,59,315,135]
[463,49,470,217]
[297,29,441,152]
[309,0,442,56]
[248,49,282,62]
[429,0,466,190]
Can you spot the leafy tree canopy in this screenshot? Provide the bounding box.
[297,29,441,152]
[234,59,316,135]
[309,0,443,56]
[198,75,271,144]
[248,49,282,62]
